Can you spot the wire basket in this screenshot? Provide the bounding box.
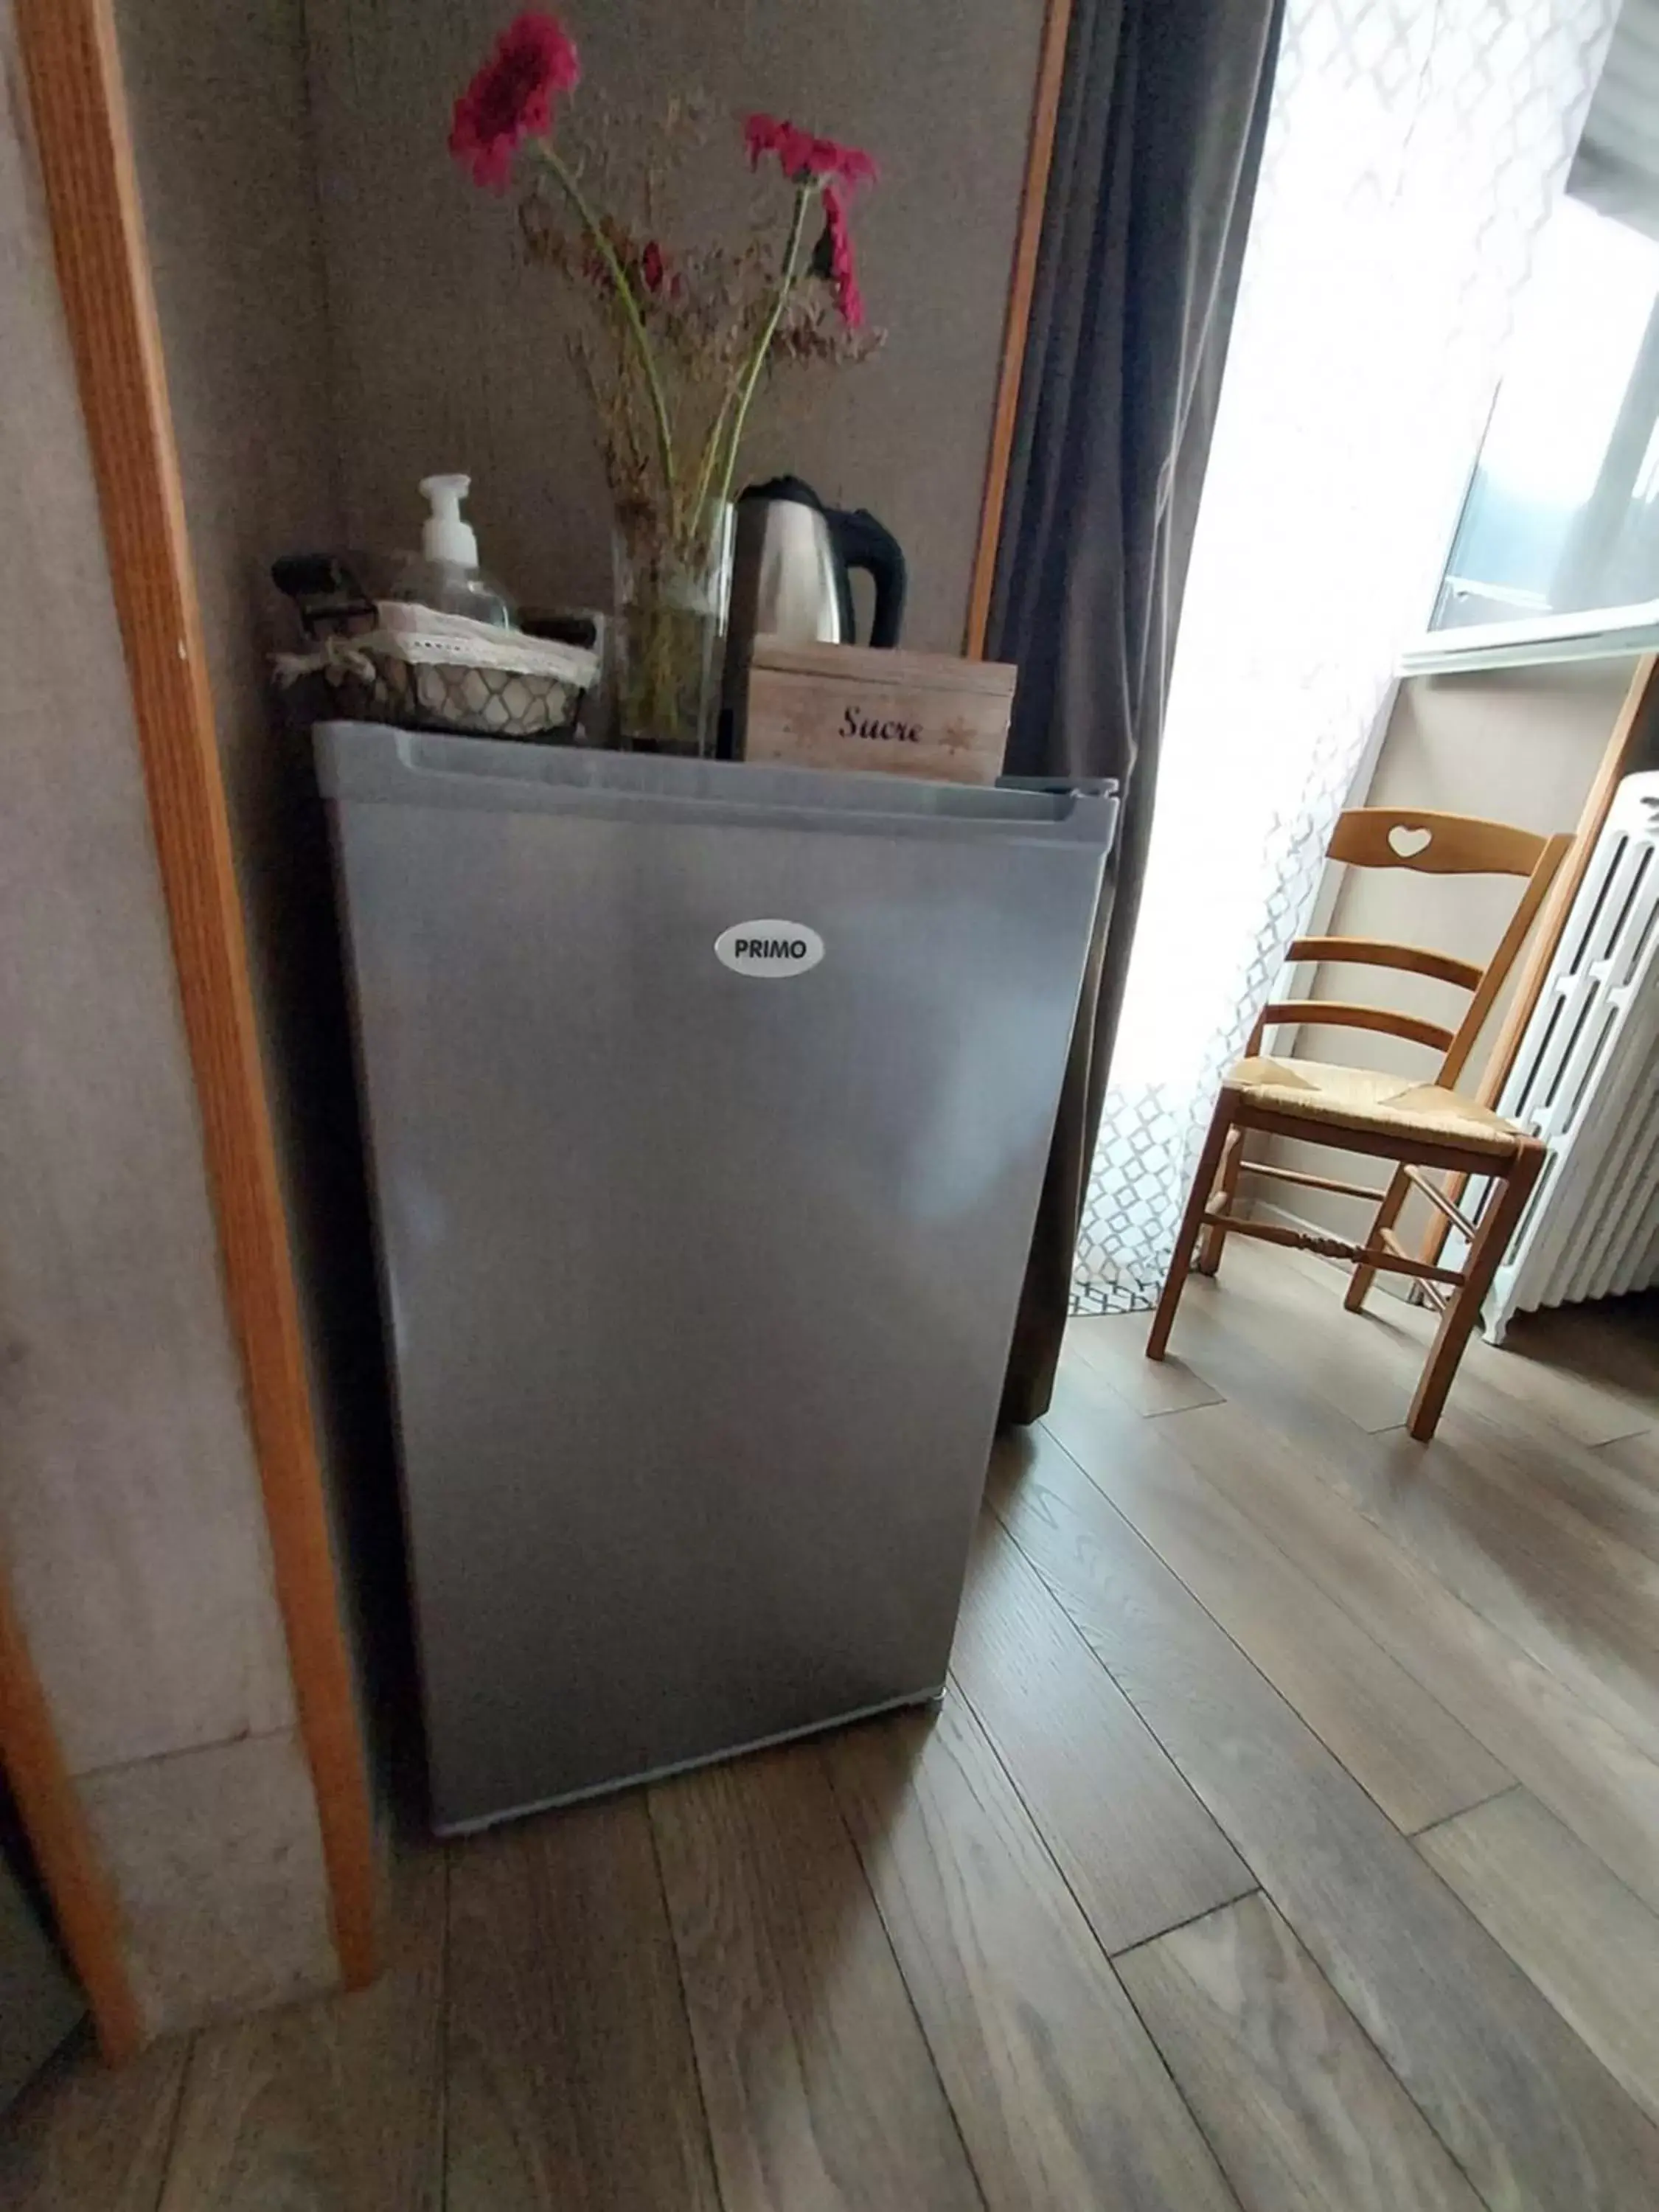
[319,652,588,742]
[274,591,599,744]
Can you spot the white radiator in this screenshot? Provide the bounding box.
[1480,771,1659,1342]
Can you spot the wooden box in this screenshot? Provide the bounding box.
[743,636,1017,785]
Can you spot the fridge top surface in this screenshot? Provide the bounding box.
[315,722,1117,844]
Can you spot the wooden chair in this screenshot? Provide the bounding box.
[1146,808,1572,1440]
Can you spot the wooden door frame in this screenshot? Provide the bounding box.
[964,0,1076,658]
[13,0,378,2034]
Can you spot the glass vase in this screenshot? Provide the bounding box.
[610,496,734,756]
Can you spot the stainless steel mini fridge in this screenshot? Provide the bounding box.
[318,723,1115,1832]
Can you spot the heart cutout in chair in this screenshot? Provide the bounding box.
[1389,824,1433,858]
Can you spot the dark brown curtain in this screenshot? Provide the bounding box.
[995,0,1285,1425]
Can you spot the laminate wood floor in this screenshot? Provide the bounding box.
[6,1251,1658,2211]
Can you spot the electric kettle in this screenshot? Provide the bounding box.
[722,476,907,731]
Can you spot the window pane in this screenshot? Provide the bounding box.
[1432,0,1659,629]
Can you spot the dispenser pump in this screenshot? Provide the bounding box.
[420,473,479,568]
[390,471,515,625]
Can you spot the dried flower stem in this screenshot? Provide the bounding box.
[686,376,739,537]
[532,141,681,529]
[715,182,815,512]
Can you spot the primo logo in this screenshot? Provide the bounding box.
[714,921,825,978]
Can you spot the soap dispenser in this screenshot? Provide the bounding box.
[390,473,515,627]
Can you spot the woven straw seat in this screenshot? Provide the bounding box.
[1222,1057,1526,1156]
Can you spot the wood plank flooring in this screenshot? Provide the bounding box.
[1118,1893,1484,2212]
[447,1795,716,2212]
[1040,1359,1511,1832]
[1418,1790,1659,2129]
[947,1509,1254,1950]
[984,1435,1659,2211]
[153,1847,445,2212]
[825,1697,1236,2211]
[5,1249,1657,2211]
[649,1744,980,2212]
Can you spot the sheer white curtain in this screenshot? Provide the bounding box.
[1074,0,1618,1312]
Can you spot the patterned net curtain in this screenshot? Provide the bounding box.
[1073,0,1619,1314]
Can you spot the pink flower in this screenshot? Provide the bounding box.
[820,184,866,330]
[450,12,580,192]
[744,113,813,177]
[745,114,878,192]
[810,136,878,190]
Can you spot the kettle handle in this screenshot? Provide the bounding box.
[827,508,907,648]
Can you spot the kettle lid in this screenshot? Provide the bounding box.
[737,474,828,512]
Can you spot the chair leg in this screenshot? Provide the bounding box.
[1194,1126,1244,1276]
[1148,1094,1237,1362]
[1406,1141,1543,1441]
[1346,1164,1411,1313]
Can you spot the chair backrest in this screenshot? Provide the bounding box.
[1249,807,1573,1089]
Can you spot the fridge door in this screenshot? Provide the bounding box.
[319,726,1114,1829]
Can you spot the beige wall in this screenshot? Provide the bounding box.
[1264,657,1652,1254]
[303,0,1047,653]
[0,0,333,2034]
[116,0,411,1802]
